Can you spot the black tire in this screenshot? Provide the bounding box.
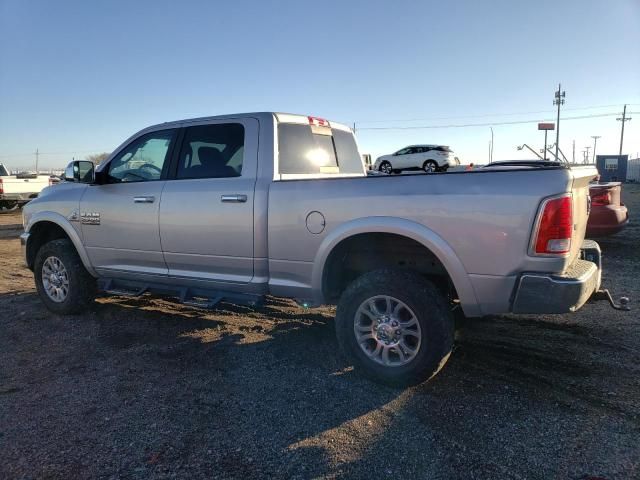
[423,160,438,173]
[378,161,393,174]
[34,239,96,315]
[335,269,454,386]
[0,201,19,213]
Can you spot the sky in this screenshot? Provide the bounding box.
[1,0,639,170]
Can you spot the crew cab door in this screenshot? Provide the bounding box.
[159,118,258,285]
[80,129,178,276]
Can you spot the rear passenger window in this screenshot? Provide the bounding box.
[176,123,244,179]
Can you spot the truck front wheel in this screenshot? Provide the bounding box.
[0,201,19,213]
[34,239,96,315]
[335,269,454,386]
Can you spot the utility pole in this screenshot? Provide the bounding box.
[553,83,565,163]
[591,136,601,163]
[572,140,575,163]
[617,104,632,156]
[34,148,39,173]
[490,127,494,163]
[584,146,591,164]
[582,149,588,164]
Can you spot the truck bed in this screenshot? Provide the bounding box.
[267,164,597,315]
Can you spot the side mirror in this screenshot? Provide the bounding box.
[64,161,95,183]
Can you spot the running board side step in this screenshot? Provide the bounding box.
[97,278,264,309]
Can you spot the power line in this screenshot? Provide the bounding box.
[2,106,638,159]
[357,112,620,131]
[0,148,112,159]
[354,102,640,125]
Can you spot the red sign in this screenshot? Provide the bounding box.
[538,122,555,131]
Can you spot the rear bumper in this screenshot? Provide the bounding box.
[586,205,629,237]
[511,241,602,314]
[0,192,38,202]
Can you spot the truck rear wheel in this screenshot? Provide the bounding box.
[34,239,96,315]
[335,269,454,386]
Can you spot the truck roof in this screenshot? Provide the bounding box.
[141,112,353,134]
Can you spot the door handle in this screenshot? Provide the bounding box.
[221,194,247,203]
[133,196,155,203]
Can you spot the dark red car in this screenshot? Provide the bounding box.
[586,182,629,237]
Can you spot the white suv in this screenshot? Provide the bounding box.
[373,145,458,174]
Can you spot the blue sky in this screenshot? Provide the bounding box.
[1,0,639,169]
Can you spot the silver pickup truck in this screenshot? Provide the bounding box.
[21,112,626,385]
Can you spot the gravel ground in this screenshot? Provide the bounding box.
[1,187,639,479]
[0,210,21,225]
[0,210,22,239]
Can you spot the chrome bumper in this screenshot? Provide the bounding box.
[20,232,30,268]
[0,192,36,201]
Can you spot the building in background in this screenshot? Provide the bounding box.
[627,157,640,182]
[596,154,628,182]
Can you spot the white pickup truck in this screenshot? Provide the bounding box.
[0,164,51,212]
[21,112,629,385]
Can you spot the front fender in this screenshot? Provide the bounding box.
[311,216,481,317]
[25,211,97,277]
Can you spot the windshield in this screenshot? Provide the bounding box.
[0,165,8,176]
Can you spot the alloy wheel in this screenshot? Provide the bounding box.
[354,295,422,367]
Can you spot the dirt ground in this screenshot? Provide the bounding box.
[1,186,639,479]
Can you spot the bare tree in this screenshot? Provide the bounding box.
[86,153,110,165]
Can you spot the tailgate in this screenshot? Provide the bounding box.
[0,176,49,194]
[569,165,599,264]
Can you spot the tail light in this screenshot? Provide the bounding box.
[0,178,3,194]
[590,190,611,206]
[532,194,573,255]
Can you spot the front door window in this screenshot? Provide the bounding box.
[106,130,176,183]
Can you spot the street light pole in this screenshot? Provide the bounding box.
[553,84,565,164]
[591,136,601,164]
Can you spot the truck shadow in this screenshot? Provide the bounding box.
[1,292,639,478]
